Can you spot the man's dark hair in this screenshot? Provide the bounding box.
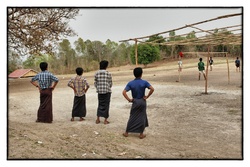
[99,60,109,70]
[40,62,48,71]
[76,67,83,75]
[199,58,202,62]
[133,67,143,78]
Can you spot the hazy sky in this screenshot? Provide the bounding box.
[68,8,242,44]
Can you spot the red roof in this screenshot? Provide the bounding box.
[8,69,38,78]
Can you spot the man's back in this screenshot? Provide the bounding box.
[198,61,205,71]
[125,79,150,99]
[235,59,240,65]
[32,70,58,89]
[94,70,112,94]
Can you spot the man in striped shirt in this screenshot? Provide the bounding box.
[30,62,59,123]
[94,60,112,124]
[68,67,89,121]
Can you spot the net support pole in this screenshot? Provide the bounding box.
[178,70,181,82]
[205,46,210,94]
[226,52,230,84]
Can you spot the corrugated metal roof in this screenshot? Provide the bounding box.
[8,69,38,78]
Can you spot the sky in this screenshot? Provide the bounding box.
[67,8,242,44]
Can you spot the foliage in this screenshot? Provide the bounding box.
[8,50,22,74]
[164,31,187,58]
[23,54,51,71]
[19,38,134,74]
[130,43,160,66]
[8,8,79,56]
[9,26,241,75]
[56,39,76,73]
[186,31,196,39]
[74,38,86,55]
[113,42,132,65]
[212,29,232,52]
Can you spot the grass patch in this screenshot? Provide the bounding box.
[227,109,239,115]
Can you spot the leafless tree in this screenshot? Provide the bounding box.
[8,8,79,56]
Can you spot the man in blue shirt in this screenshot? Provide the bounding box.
[122,67,154,139]
[31,62,59,123]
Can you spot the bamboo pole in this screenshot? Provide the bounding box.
[226,53,230,84]
[205,46,210,94]
[178,70,181,82]
[119,13,241,42]
[136,32,241,47]
[178,57,182,82]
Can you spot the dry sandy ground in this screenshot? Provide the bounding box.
[7,57,243,160]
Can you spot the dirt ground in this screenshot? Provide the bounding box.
[7,57,243,160]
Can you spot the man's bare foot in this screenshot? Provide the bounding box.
[139,134,146,139]
[123,133,128,137]
[104,120,110,124]
[70,118,74,121]
[79,117,85,121]
[95,119,100,124]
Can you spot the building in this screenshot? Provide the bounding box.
[8,69,38,79]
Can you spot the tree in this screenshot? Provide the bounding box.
[8,50,22,74]
[92,41,105,62]
[84,39,95,60]
[169,31,176,41]
[147,35,167,59]
[167,31,186,58]
[212,28,232,52]
[131,43,160,66]
[74,37,88,68]
[74,37,86,56]
[105,39,118,65]
[185,31,198,53]
[23,54,51,72]
[8,8,79,56]
[113,42,132,65]
[130,35,162,66]
[57,39,76,73]
[186,31,196,39]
